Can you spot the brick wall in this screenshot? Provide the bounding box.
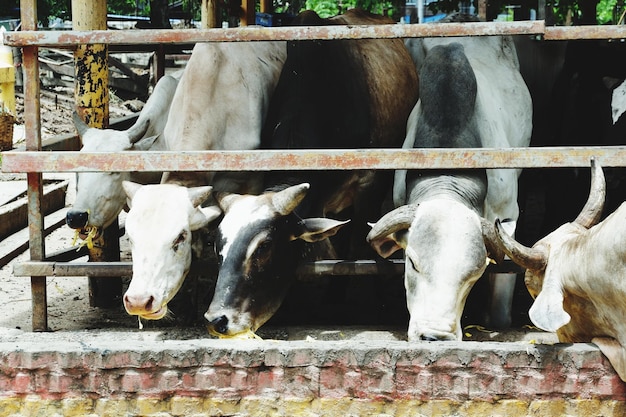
[0,339,625,416]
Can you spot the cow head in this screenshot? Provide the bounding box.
[367,199,504,341]
[67,112,158,231]
[493,159,606,333]
[492,160,626,382]
[205,183,349,338]
[122,181,220,320]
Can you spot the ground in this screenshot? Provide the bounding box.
[0,74,559,346]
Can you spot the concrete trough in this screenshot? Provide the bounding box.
[0,327,624,416]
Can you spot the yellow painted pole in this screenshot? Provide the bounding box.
[0,27,16,116]
[73,0,108,127]
[72,0,122,308]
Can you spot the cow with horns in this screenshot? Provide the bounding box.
[203,9,420,338]
[494,159,626,382]
[367,23,533,341]
[67,71,183,233]
[121,41,287,321]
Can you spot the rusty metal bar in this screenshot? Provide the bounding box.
[21,0,47,332]
[13,259,521,277]
[3,21,546,48]
[3,146,626,173]
[544,25,626,40]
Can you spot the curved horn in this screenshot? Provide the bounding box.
[573,158,606,229]
[72,111,90,137]
[272,183,310,215]
[215,192,241,212]
[127,118,151,144]
[494,218,547,271]
[481,217,505,265]
[366,204,418,243]
[122,181,143,200]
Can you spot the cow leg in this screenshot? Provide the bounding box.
[485,272,518,329]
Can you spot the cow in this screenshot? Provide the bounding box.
[367,20,533,341]
[203,8,420,338]
[66,70,183,233]
[121,41,287,321]
[493,159,626,382]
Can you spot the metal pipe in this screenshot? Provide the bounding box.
[3,21,547,47]
[3,147,626,173]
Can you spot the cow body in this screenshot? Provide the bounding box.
[66,70,183,231]
[368,25,532,341]
[122,41,287,320]
[204,9,420,338]
[494,160,626,382]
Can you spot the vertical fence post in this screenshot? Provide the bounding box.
[20,0,47,331]
[202,0,219,28]
[72,0,123,308]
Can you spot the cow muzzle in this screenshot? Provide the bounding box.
[123,293,168,320]
[66,209,89,229]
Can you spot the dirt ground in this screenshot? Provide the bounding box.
[0,69,559,346]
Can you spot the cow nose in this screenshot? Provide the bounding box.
[66,210,89,229]
[124,294,155,312]
[209,315,229,335]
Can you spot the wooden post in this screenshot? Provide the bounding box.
[240,0,256,26]
[260,0,272,13]
[72,0,123,308]
[201,0,219,28]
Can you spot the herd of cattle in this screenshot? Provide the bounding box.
[66,10,626,380]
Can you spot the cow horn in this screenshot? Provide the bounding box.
[188,186,213,208]
[215,192,242,212]
[366,204,418,243]
[573,158,606,229]
[72,111,90,137]
[494,218,547,271]
[272,183,310,215]
[127,118,151,144]
[480,218,505,265]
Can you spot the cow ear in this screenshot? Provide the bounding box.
[123,181,142,201]
[592,337,626,382]
[189,205,222,231]
[528,278,571,332]
[367,225,406,259]
[293,218,350,242]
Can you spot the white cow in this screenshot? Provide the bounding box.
[494,160,626,382]
[367,27,532,341]
[122,41,286,321]
[67,70,183,231]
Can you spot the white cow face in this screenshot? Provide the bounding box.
[122,182,220,320]
[67,115,158,230]
[368,199,493,341]
[205,183,349,337]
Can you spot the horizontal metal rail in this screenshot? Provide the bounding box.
[2,146,626,173]
[13,259,521,277]
[3,21,546,47]
[5,22,626,48]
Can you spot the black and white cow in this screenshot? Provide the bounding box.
[367,21,533,341]
[203,8,420,338]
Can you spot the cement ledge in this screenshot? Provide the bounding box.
[0,331,624,405]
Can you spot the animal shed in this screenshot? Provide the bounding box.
[2,3,626,415]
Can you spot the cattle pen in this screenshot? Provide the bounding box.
[2,0,626,415]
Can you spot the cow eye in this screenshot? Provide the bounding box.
[253,239,273,265]
[172,231,187,252]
